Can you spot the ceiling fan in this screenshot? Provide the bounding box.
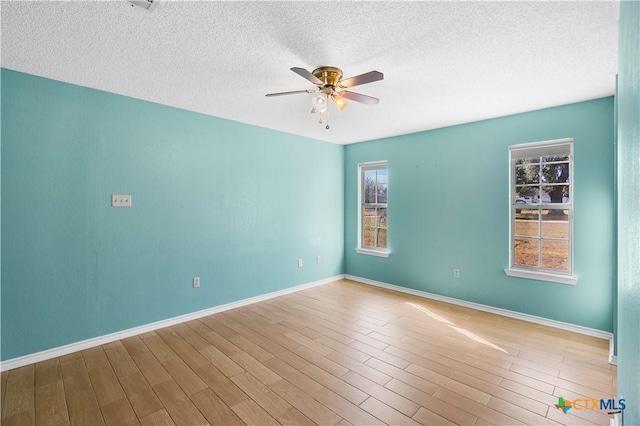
[266,66,384,129]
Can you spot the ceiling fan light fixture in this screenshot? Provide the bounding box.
[311,94,328,113]
[332,94,348,111]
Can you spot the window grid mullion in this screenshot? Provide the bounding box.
[537,205,542,268]
[537,162,542,268]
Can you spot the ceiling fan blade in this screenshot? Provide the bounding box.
[291,67,324,85]
[339,70,384,88]
[341,91,379,105]
[265,89,317,97]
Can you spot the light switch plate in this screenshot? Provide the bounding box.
[111,194,132,207]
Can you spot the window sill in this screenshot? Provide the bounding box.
[504,268,577,285]
[356,248,390,258]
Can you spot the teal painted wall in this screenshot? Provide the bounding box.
[617,1,640,423]
[345,98,615,332]
[1,69,344,361]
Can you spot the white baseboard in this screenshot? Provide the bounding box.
[346,274,616,364]
[609,411,622,426]
[0,275,345,372]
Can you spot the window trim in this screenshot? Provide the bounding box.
[504,268,577,285]
[356,247,390,258]
[356,161,390,258]
[505,138,577,284]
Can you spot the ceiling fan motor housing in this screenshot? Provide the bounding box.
[312,67,343,88]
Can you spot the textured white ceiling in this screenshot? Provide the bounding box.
[1,1,619,144]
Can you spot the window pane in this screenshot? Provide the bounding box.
[363,228,375,247]
[363,208,377,227]
[515,163,540,185]
[364,169,378,181]
[514,238,539,267]
[512,144,570,161]
[515,209,539,237]
[542,185,569,203]
[516,157,540,165]
[377,184,387,203]
[515,187,539,204]
[541,155,569,162]
[377,168,388,185]
[542,162,569,183]
[542,240,569,271]
[377,228,387,248]
[363,170,379,203]
[542,210,569,239]
[377,208,387,228]
[364,182,376,203]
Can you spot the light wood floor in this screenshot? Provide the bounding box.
[1,279,617,425]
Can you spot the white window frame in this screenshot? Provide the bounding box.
[505,138,577,285]
[356,161,389,258]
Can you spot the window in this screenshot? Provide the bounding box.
[356,161,389,257]
[505,139,576,284]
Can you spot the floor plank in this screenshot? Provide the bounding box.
[412,406,457,426]
[139,409,176,426]
[60,357,105,426]
[359,396,420,425]
[193,364,248,407]
[161,357,208,396]
[263,357,324,395]
[152,380,208,426]
[384,378,478,425]
[35,379,70,426]
[190,388,245,425]
[100,397,140,426]
[341,371,420,417]
[231,399,279,426]
[301,364,368,406]
[1,370,9,409]
[2,365,35,425]
[312,387,384,426]
[229,372,291,419]
[269,379,342,425]
[116,371,163,418]
[84,365,125,407]
[131,351,173,387]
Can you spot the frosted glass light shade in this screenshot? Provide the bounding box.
[311,94,328,113]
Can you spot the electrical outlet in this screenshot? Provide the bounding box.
[316,256,321,264]
[193,277,200,288]
[453,269,460,278]
[111,194,132,207]
[298,259,303,268]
